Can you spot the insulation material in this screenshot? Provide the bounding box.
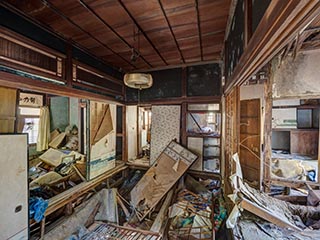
[89,103,116,180]
[188,137,203,171]
[271,158,317,181]
[130,141,197,221]
[273,52,320,99]
[150,105,181,165]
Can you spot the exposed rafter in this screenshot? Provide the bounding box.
[42,0,137,69]
[117,0,168,66]
[195,0,203,61]
[78,0,152,68]
[158,0,185,64]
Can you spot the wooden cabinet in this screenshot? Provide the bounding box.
[186,103,221,172]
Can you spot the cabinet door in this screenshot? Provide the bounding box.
[0,134,28,239]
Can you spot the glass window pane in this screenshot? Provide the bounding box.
[19,107,40,116]
[187,112,221,136]
[188,104,220,111]
[22,118,39,144]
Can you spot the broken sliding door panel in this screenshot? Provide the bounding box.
[130,141,197,221]
[87,101,116,180]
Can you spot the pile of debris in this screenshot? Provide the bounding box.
[28,125,85,223]
[227,153,320,239]
[41,141,226,240]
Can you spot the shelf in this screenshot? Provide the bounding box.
[187,133,220,138]
[203,156,220,159]
[203,145,220,148]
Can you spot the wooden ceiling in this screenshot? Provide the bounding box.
[4,0,230,72]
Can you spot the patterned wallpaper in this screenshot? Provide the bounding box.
[150,105,181,164]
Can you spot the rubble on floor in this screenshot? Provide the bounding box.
[38,141,226,240]
[227,153,320,239]
[28,125,86,223]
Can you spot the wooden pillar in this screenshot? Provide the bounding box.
[122,106,128,162]
[181,102,187,147]
[65,41,73,87]
[263,66,273,192]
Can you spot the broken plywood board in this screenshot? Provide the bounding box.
[89,102,116,180]
[130,141,197,221]
[150,105,181,165]
[39,148,66,167]
[49,132,66,149]
[89,133,116,180]
[90,102,113,145]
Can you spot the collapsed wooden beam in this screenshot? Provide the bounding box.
[239,198,302,231]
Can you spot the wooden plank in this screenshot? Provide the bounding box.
[290,130,319,156]
[0,86,16,133]
[270,178,320,189]
[240,198,302,231]
[45,163,127,216]
[0,71,123,104]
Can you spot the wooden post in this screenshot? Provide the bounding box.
[122,106,128,162]
[181,102,187,146]
[40,217,46,239]
[263,66,273,192]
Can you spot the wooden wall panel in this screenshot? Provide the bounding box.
[224,87,240,196]
[0,86,17,133]
[240,99,261,187]
[290,130,319,156]
[0,27,65,82]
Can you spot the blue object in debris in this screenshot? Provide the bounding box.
[29,197,48,223]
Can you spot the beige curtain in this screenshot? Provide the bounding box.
[37,106,50,152]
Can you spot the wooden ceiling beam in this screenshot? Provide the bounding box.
[195,0,203,61]
[78,0,152,69]
[117,0,168,66]
[158,0,185,64]
[225,0,320,93]
[42,0,137,70]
